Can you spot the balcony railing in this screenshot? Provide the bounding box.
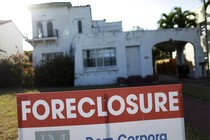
[36,29,59,39]
[27,29,59,43]
[46,29,59,38]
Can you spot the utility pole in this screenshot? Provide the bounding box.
[203,0,210,76]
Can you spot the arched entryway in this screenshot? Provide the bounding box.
[153,40,195,78]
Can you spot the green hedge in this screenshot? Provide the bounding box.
[34,56,74,87]
[0,54,74,88]
[0,53,34,88]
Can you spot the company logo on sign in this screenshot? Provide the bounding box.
[35,130,70,140]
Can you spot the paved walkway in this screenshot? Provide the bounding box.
[158,75,210,136]
[184,95,210,137]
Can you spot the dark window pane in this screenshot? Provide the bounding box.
[97,58,103,67]
[47,22,53,37]
[78,20,82,33]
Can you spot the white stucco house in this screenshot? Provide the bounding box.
[194,4,210,76]
[0,20,24,59]
[27,2,205,86]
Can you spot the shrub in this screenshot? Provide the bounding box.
[0,59,20,87]
[34,56,74,87]
[0,53,34,88]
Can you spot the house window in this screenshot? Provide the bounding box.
[37,22,43,38]
[47,21,53,37]
[83,48,116,68]
[42,52,63,62]
[78,20,82,33]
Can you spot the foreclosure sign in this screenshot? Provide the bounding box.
[17,84,185,140]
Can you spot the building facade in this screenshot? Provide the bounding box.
[0,20,24,59]
[28,2,205,86]
[28,3,122,66]
[194,3,210,76]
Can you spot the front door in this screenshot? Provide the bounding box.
[126,46,141,76]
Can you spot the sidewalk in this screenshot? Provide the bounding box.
[184,95,210,136]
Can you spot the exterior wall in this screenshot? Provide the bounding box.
[74,32,128,86]
[194,6,204,23]
[29,3,93,66]
[30,4,71,66]
[75,28,203,86]
[92,20,122,33]
[31,6,70,38]
[69,6,92,35]
[0,21,23,58]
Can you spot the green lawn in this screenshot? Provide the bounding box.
[0,84,210,140]
[0,93,19,140]
[185,123,210,140]
[182,81,210,101]
[0,89,38,140]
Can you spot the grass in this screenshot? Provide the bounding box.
[185,123,210,140]
[182,80,210,101]
[0,93,19,140]
[0,88,38,140]
[0,82,210,140]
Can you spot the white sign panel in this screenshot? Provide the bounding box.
[17,84,185,140]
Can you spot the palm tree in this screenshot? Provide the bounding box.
[173,7,197,28]
[158,7,197,29]
[158,12,176,29]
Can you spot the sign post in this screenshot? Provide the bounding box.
[17,84,185,140]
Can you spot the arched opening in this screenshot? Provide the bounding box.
[37,22,43,38]
[182,43,195,77]
[153,40,195,79]
[47,22,53,37]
